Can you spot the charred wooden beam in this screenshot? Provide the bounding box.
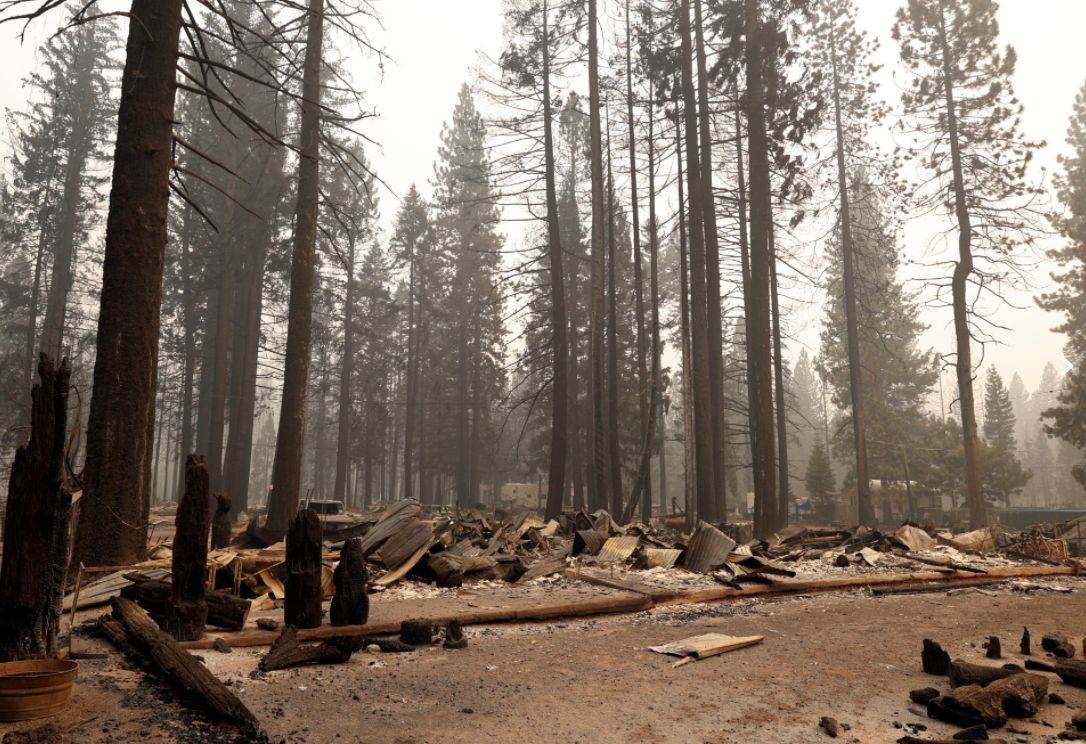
[110,596,258,727]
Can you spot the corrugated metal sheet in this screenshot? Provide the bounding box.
[645,548,682,569]
[681,521,737,573]
[596,536,640,564]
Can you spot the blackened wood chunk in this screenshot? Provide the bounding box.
[818,716,839,737]
[923,639,951,675]
[1043,633,1075,659]
[444,619,467,650]
[1020,627,1031,655]
[165,456,211,642]
[260,626,355,671]
[211,494,232,550]
[986,636,1001,659]
[401,619,433,646]
[285,508,323,629]
[330,538,368,627]
[0,356,74,662]
[928,673,1047,729]
[1073,708,1086,731]
[909,688,940,705]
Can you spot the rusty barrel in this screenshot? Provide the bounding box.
[0,659,78,721]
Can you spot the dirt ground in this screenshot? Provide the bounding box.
[4,581,1086,744]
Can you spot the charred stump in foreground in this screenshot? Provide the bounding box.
[0,355,75,662]
[329,538,368,627]
[285,508,323,629]
[211,494,232,550]
[165,456,211,641]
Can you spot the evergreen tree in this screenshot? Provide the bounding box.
[805,438,836,522]
[894,0,1045,528]
[432,84,506,504]
[982,366,1017,453]
[818,170,937,489]
[1039,78,1086,496]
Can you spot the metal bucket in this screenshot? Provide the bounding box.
[0,659,78,722]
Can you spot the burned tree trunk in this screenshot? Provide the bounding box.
[265,0,326,534]
[329,538,368,627]
[74,0,187,566]
[211,494,232,550]
[165,456,211,642]
[285,508,323,629]
[0,356,74,662]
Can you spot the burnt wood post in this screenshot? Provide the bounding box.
[0,355,75,661]
[329,538,368,626]
[165,456,211,641]
[210,494,232,549]
[285,508,323,629]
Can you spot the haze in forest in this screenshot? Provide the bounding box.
[2,0,1083,390]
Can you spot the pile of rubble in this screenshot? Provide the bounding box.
[66,501,1083,621]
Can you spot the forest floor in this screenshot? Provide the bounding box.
[4,577,1086,744]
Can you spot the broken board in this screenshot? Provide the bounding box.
[649,633,764,667]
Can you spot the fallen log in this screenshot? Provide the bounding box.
[260,627,357,671]
[110,596,258,727]
[178,565,1077,650]
[871,578,1004,596]
[1054,659,1086,688]
[120,578,251,631]
[165,456,211,642]
[949,659,1016,688]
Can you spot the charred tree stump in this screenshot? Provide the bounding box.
[121,577,251,630]
[0,356,75,662]
[400,619,433,646]
[922,639,951,675]
[110,596,258,727]
[165,456,211,641]
[1020,627,1031,655]
[986,636,1002,659]
[260,627,357,671]
[285,508,323,629]
[329,538,368,627]
[211,494,232,550]
[444,619,467,650]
